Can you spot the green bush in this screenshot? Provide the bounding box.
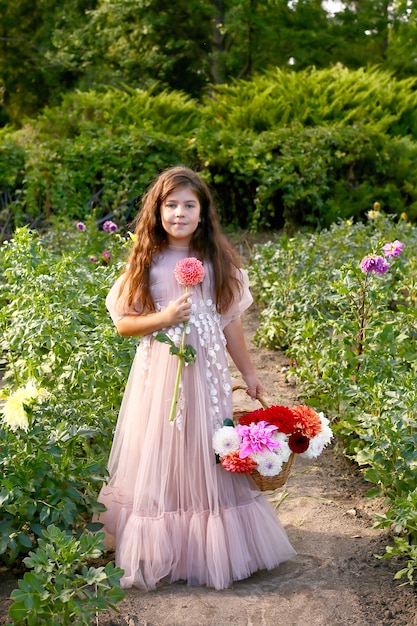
[2,67,417,233]
[0,392,106,564]
[204,66,417,136]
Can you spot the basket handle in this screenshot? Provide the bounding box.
[232,384,269,409]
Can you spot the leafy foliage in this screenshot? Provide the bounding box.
[8,526,125,625]
[0,223,136,566]
[0,398,105,565]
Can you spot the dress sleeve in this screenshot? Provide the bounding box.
[105,274,141,326]
[220,268,253,329]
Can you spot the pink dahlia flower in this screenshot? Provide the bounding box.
[382,240,403,258]
[101,250,111,266]
[359,254,389,275]
[103,220,118,233]
[174,257,205,287]
[235,420,279,458]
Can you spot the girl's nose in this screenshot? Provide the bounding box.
[175,205,184,216]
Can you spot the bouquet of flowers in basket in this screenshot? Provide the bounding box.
[213,404,333,477]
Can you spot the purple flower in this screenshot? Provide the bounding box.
[103,220,118,233]
[382,240,403,258]
[359,254,390,275]
[235,420,280,458]
[101,250,111,266]
[76,222,86,231]
[89,256,98,263]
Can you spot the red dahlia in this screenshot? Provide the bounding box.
[288,432,310,454]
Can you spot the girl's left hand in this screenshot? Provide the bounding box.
[244,375,263,401]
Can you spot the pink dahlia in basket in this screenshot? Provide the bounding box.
[235,420,280,457]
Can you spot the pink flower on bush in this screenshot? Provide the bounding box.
[359,254,390,275]
[382,240,403,258]
[89,256,98,263]
[174,257,205,287]
[101,250,111,266]
[76,222,86,231]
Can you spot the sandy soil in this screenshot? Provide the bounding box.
[1,300,417,626]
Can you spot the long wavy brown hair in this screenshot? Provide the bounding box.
[119,166,242,313]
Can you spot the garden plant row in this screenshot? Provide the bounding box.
[249,208,417,585]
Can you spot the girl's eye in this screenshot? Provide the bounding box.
[165,203,176,209]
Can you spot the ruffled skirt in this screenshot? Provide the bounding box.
[98,336,296,590]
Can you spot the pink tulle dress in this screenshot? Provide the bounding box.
[98,245,296,590]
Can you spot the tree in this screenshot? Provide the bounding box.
[51,0,212,97]
[0,0,96,125]
[3,0,417,125]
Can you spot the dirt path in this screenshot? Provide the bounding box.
[1,306,417,625]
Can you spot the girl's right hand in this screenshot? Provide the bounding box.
[164,292,193,326]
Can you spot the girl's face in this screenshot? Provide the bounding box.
[160,186,201,247]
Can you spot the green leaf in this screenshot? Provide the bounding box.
[155,332,175,347]
[183,344,197,363]
[8,592,31,622]
[17,533,33,549]
[364,487,383,498]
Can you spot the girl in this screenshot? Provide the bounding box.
[98,166,296,590]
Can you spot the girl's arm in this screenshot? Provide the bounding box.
[116,292,192,337]
[223,317,263,400]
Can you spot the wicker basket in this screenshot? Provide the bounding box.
[232,385,295,491]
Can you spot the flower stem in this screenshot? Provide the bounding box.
[168,287,188,422]
[169,334,185,422]
[355,274,369,377]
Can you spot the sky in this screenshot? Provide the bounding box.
[322,0,344,15]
